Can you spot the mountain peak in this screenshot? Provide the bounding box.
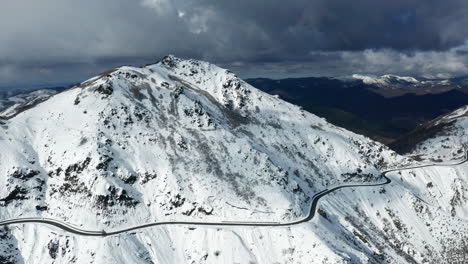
[73,56,252,117]
[159,54,182,66]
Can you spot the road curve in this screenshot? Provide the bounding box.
[1,150,467,237]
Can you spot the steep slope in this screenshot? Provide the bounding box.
[390,106,468,159]
[0,56,467,263]
[384,106,468,262]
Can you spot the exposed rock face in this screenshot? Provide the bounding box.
[0,55,467,263]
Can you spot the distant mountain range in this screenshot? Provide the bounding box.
[247,75,468,143]
[351,74,468,97]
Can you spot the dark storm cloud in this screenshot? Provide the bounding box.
[1,0,468,87]
[167,0,468,59]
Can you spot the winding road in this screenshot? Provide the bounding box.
[1,150,467,237]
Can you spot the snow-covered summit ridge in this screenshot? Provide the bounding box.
[76,54,250,113]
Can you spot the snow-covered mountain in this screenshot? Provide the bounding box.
[391,105,468,160]
[0,56,467,263]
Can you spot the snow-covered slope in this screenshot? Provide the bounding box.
[0,56,467,263]
[413,106,468,160]
[390,106,468,160]
[0,89,59,119]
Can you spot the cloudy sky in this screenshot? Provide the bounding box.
[2,0,468,88]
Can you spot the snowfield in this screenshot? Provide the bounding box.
[0,56,467,263]
[0,89,58,119]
